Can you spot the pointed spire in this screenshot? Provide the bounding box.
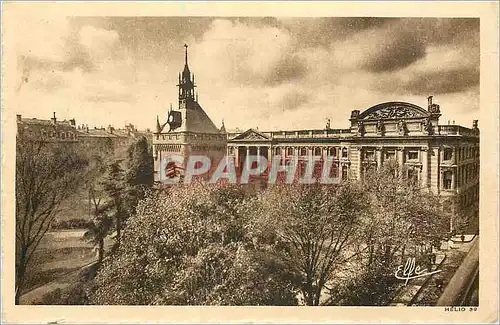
[156,115,161,133]
[220,119,226,133]
[184,43,188,65]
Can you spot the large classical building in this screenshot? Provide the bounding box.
[153,47,480,230]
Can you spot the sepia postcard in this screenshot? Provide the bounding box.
[1,1,499,324]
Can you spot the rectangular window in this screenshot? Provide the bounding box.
[407,150,418,161]
[287,147,293,156]
[407,169,418,184]
[364,150,375,161]
[314,147,322,156]
[342,167,348,180]
[274,147,280,155]
[342,148,348,158]
[328,147,337,157]
[330,162,339,178]
[385,150,396,160]
[443,148,453,161]
[443,170,453,190]
[300,147,307,156]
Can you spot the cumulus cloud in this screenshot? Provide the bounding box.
[362,33,427,72]
[14,16,480,131]
[401,67,479,95]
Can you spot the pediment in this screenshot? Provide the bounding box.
[358,102,430,120]
[232,129,270,141]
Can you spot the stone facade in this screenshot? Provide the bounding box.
[226,97,479,228]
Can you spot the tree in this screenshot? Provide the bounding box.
[83,184,113,265]
[360,161,448,269]
[89,182,299,305]
[100,160,126,247]
[123,136,153,217]
[15,137,88,304]
[251,182,370,306]
[322,161,449,306]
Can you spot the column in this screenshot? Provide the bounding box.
[268,144,273,171]
[257,146,261,158]
[376,147,382,170]
[356,147,362,180]
[451,168,456,190]
[397,147,405,177]
[246,146,250,171]
[439,169,444,193]
[421,147,428,188]
[235,145,240,169]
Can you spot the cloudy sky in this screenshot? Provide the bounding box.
[15,16,479,131]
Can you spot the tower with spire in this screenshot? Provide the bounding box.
[152,44,228,183]
[177,44,196,108]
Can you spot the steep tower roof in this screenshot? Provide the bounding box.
[164,44,221,134]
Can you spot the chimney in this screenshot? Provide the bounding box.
[107,125,114,134]
[16,114,22,122]
[69,118,76,127]
[473,120,479,129]
[51,112,57,124]
[427,96,433,109]
[86,125,89,133]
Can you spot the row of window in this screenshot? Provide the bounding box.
[442,146,479,162]
[23,130,77,139]
[277,147,350,158]
[459,185,479,208]
[362,148,416,162]
[228,146,479,166]
[228,146,350,158]
[457,163,479,188]
[192,145,226,151]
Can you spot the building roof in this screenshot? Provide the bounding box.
[179,101,221,134]
[18,117,74,128]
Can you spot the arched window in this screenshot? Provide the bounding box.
[287,147,294,156]
[314,147,322,156]
[328,147,337,157]
[274,147,281,155]
[300,147,307,156]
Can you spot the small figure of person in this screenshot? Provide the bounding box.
[461,234,465,242]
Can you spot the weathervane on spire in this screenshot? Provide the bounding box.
[184,43,188,64]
